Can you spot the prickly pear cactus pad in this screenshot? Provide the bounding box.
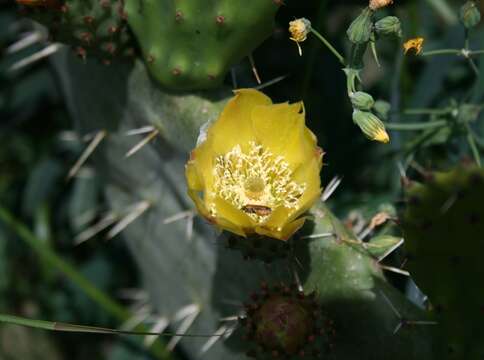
[402,166,484,359]
[18,0,134,63]
[51,50,436,360]
[124,0,280,90]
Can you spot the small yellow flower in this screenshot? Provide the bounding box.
[185,89,323,241]
[403,37,425,55]
[369,0,394,11]
[289,18,312,56]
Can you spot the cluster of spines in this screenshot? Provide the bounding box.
[18,0,136,64]
[240,282,335,359]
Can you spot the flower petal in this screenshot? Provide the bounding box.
[251,102,317,168]
[212,197,256,237]
[208,89,272,154]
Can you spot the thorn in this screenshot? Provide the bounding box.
[74,212,118,245]
[168,304,200,351]
[199,324,228,354]
[67,130,106,180]
[321,176,343,202]
[300,232,333,240]
[144,317,170,346]
[124,126,156,136]
[380,265,410,276]
[125,129,159,157]
[377,238,404,262]
[230,68,238,89]
[8,43,61,73]
[248,54,262,84]
[106,201,151,240]
[6,31,45,54]
[254,74,289,90]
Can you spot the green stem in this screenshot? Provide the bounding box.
[424,0,458,25]
[385,120,447,131]
[310,28,346,66]
[0,206,172,360]
[403,108,452,116]
[421,49,461,57]
[470,50,484,55]
[464,122,482,167]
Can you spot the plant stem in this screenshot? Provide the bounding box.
[310,28,346,66]
[403,108,452,116]
[385,120,447,131]
[463,122,482,167]
[421,49,461,57]
[0,206,173,360]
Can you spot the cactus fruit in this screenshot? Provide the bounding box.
[18,0,135,64]
[402,165,484,359]
[124,0,281,90]
[241,283,334,359]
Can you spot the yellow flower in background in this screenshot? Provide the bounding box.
[185,89,323,241]
[289,18,312,56]
[403,37,425,55]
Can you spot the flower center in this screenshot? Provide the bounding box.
[212,142,306,223]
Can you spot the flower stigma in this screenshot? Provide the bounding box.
[212,141,306,223]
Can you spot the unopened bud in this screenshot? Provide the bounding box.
[350,91,375,111]
[460,1,481,29]
[375,16,402,37]
[353,110,390,143]
[369,0,394,11]
[347,8,374,44]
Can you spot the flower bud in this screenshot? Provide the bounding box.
[347,8,374,44]
[375,16,402,37]
[458,103,482,123]
[369,0,394,11]
[289,18,312,43]
[373,100,391,121]
[289,18,312,56]
[352,110,390,143]
[460,1,481,29]
[350,91,375,111]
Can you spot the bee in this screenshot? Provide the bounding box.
[242,204,272,216]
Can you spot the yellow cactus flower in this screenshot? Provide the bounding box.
[403,37,425,55]
[289,18,312,56]
[185,89,323,241]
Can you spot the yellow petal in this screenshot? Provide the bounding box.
[212,197,256,237]
[251,102,313,168]
[256,217,307,241]
[207,89,272,154]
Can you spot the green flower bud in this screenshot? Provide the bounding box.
[350,91,375,111]
[347,7,374,44]
[374,100,391,121]
[375,16,402,37]
[458,103,482,123]
[460,1,481,29]
[352,110,390,143]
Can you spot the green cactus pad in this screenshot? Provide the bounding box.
[402,166,484,359]
[222,233,291,263]
[19,0,135,64]
[124,0,280,90]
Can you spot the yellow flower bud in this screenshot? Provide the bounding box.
[369,0,394,11]
[352,110,390,143]
[185,89,323,241]
[403,37,424,55]
[289,18,312,56]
